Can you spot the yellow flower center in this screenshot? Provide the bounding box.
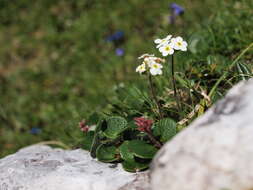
[165,46,171,51]
[153,64,158,69]
[177,42,182,46]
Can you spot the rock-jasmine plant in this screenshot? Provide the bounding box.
[78,34,187,173]
[155,35,188,112]
[136,54,165,119]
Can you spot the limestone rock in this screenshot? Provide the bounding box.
[119,172,150,190]
[151,79,253,190]
[0,145,149,190]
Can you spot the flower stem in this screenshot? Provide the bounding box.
[148,73,163,119]
[171,55,181,112]
[145,130,162,148]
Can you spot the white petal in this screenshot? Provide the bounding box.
[156,44,162,48]
[150,68,157,76]
[181,47,187,51]
[150,68,162,76]
[170,42,175,48]
[156,41,168,48]
[182,41,188,46]
[171,38,177,43]
[176,36,183,42]
[165,35,172,40]
[180,42,187,51]
[169,49,174,55]
[156,69,162,75]
[159,46,165,52]
[173,45,180,50]
[162,51,169,57]
[154,39,162,44]
[147,60,155,67]
[136,64,146,73]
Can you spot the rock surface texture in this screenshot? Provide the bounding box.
[151,79,253,190]
[0,145,150,190]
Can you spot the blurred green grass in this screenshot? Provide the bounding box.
[0,0,253,157]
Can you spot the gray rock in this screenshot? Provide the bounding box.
[0,145,149,190]
[119,172,150,190]
[151,79,253,190]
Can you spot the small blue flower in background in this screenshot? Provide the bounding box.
[169,3,184,24]
[115,48,124,56]
[170,3,184,15]
[106,30,126,56]
[30,127,42,135]
[106,30,124,42]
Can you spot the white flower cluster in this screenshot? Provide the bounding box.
[136,54,165,76]
[154,35,187,56]
[135,34,187,76]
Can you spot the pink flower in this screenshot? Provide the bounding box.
[134,117,154,133]
[79,120,89,133]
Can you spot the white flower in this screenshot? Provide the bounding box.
[136,63,146,74]
[159,43,174,56]
[137,54,165,76]
[154,35,172,48]
[171,36,187,51]
[143,57,153,67]
[138,53,155,60]
[149,62,163,76]
[144,56,165,67]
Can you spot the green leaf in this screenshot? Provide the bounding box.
[126,120,138,130]
[119,141,135,162]
[96,144,119,163]
[122,161,149,172]
[236,62,251,80]
[128,140,157,159]
[90,119,105,158]
[153,118,177,142]
[119,140,157,163]
[123,86,146,109]
[103,116,128,139]
[82,131,95,151]
[90,132,101,158]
